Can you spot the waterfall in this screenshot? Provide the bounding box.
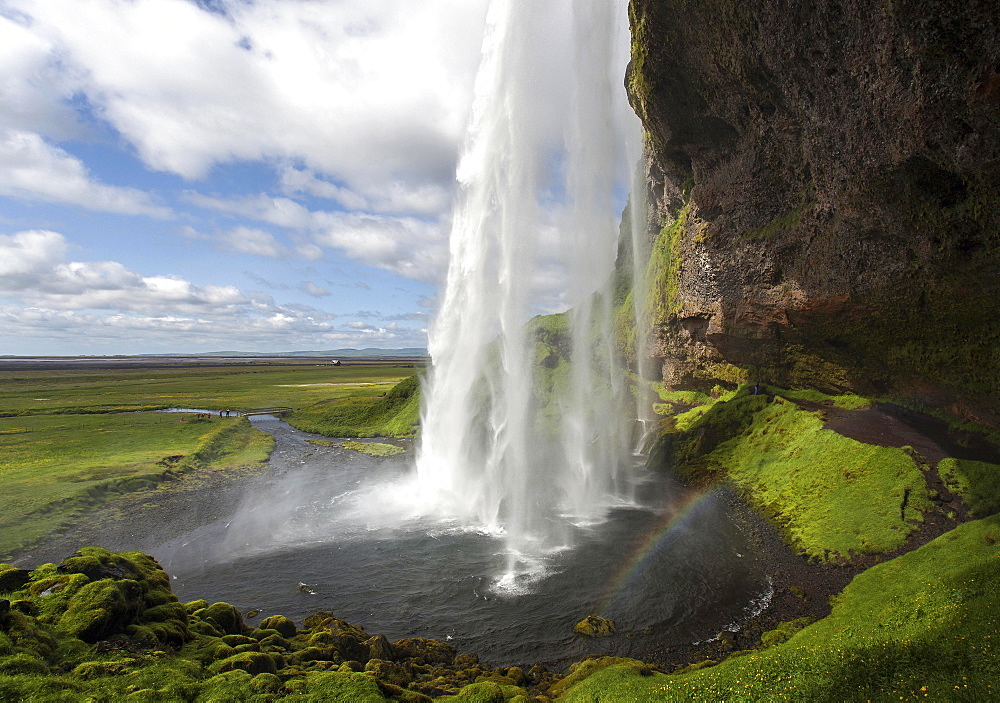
[414,0,638,587]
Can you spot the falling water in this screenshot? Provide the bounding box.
[414,0,638,587]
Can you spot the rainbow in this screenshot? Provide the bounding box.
[596,486,722,615]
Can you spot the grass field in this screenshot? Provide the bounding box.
[0,359,422,559]
[0,361,419,417]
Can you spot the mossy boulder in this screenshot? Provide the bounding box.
[365,657,412,686]
[0,652,49,676]
[365,633,395,660]
[0,565,32,593]
[391,637,457,665]
[572,615,617,637]
[58,578,144,642]
[211,651,279,676]
[294,670,387,701]
[57,547,147,582]
[71,660,136,679]
[250,671,285,694]
[760,617,813,648]
[199,602,245,636]
[259,614,296,638]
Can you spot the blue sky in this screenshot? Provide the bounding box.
[0,0,497,354]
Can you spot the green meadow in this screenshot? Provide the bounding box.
[0,360,421,559]
[0,361,418,417]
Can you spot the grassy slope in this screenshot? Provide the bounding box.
[288,375,421,438]
[558,515,1000,701]
[0,415,273,559]
[652,388,931,560]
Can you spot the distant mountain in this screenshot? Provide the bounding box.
[143,348,428,358]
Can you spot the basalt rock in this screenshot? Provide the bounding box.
[628,0,1000,423]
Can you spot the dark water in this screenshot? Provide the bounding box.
[152,417,771,667]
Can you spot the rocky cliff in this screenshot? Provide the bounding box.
[627,0,1000,425]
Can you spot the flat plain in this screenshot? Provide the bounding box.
[0,357,423,559]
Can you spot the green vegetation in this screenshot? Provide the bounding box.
[342,441,407,457]
[776,387,872,409]
[0,415,272,560]
[0,547,538,700]
[939,457,1000,517]
[0,360,416,559]
[557,516,1000,701]
[289,374,421,438]
[651,388,931,560]
[0,362,416,417]
[646,205,689,326]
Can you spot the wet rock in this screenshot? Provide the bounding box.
[572,615,617,637]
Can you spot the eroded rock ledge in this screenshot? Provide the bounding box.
[627,0,1000,425]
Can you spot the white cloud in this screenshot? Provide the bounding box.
[0,129,171,216]
[0,13,80,139]
[0,229,428,353]
[219,226,287,258]
[0,229,243,312]
[300,281,330,298]
[7,0,489,206]
[187,191,448,282]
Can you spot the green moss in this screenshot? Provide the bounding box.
[646,205,690,326]
[760,617,813,648]
[778,387,872,409]
[437,680,529,702]
[58,578,144,642]
[289,375,421,438]
[556,516,1000,701]
[939,458,1000,517]
[652,390,931,560]
[746,201,813,240]
[342,441,406,457]
[291,670,387,701]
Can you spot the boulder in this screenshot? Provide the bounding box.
[572,615,616,637]
[365,633,394,661]
[259,614,296,638]
[200,602,246,636]
[0,566,32,593]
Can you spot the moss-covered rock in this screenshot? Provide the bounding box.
[0,565,32,593]
[211,650,279,676]
[199,602,245,636]
[365,657,412,687]
[58,578,144,642]
[259,614,296,638]
[572,615,617,637]
[391,637,457,665]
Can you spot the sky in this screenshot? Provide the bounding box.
[0,0,634,356]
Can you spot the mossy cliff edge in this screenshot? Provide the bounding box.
[627,0,1000,425]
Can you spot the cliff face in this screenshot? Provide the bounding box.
[628,0,1000,423]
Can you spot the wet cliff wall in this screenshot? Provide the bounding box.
[627,0,1000,425]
